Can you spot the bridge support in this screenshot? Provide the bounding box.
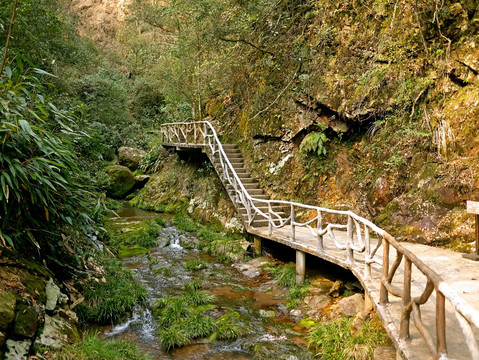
[296,250,306,284]
[253,235,262,256]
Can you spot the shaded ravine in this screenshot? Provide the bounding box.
[99,203,343,359]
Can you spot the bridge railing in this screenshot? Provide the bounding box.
[160,120,479,360]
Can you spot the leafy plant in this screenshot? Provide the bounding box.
[42,333,153,360]
[307,317,390,359]
[300,131,329,157]
[0,66,93,252]
[75,258,147,324]
[184,259,208,271]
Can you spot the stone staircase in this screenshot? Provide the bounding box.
[210,143,286,228]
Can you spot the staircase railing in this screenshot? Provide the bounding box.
[160,120,479,360]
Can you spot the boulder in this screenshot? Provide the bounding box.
[338,293,364,317]
[105,165,136,198]
[118,147,146,170]
[328,280,344,298]
[12,303,43,339]
[0,292,17,330]
[4,339,30,360]
[45,278,61,311]
[33,314,80,350]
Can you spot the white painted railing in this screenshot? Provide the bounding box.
[161,120,479,360]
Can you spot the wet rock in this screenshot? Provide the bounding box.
[328,280,344,298]
[233,257,270,278]
[12,303,43,339]
[338,293,364,317]
[289,309,302,318]
[104,165,136,198]
[4,339,30,360]
[118,146,146,170]
[304,294,330,319]
[0,292,17,330]
[277,303,289,315]
[45,278,61,311]
[259,309,276,318]
[373,346,397,359]
[34,314,80,350]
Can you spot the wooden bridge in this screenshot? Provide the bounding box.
[160,121,479,360]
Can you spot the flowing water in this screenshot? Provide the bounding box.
[102,203,345,359]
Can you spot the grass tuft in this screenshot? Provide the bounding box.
[307,317,391,359]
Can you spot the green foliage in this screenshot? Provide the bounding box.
[215,311,245,340]
[155,281,217,351]
[109,219,164,252]
[184,259,208,271]
[300,131,329,157]
[75,258,147,324]
[269,263,297,287]
[307,317,390,360]
[0,66,93,252]
[173,212,199,232]
[43,333,153,360]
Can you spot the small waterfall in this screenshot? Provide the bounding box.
[169,227,183,250]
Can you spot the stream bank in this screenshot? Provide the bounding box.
[98,202,391,359]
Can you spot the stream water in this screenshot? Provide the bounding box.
[102,203,348,359]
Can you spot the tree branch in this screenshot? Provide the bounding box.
[218,36,275,57]
[0,0,19,75]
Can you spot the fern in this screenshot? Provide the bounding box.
[300,131,329,157]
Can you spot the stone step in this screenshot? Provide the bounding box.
[225,185,263,195]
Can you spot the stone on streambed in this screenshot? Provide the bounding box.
[328,280,344,298]
[338,293,364,317]
[118,146,146,171]
[105,165,136,198]
[233,257,270,278]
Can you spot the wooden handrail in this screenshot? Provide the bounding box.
[161,120,479,360]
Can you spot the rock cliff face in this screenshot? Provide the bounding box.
[66,0,132,43]
[67,0,479,248]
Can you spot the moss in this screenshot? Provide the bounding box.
[118,245,149,259]
[105,165,136,198]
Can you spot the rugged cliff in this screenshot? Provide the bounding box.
[68,0,479,249]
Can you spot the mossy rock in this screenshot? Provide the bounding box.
[118,245,149,259]
[105,165,136,198]
[0,292,17,330]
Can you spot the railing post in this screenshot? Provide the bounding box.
[290,204,295,241]
[317,210,324,252]
[346,215,354,263]
[203,123,207,146]
[436,291,447,358]
[268,202,272,236]
[380,237,389,304]
[364,226,371,278]
[400,258,412,339]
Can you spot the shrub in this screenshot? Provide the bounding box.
[0,66,93,254]
[173,212,198,232]
[75,258,147,324]
[184,259,208,271]
[307,317,390,359]
[42,333,153,360]
[215,311,245,340]
[155,281,217,351]
[300,131,329,157]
